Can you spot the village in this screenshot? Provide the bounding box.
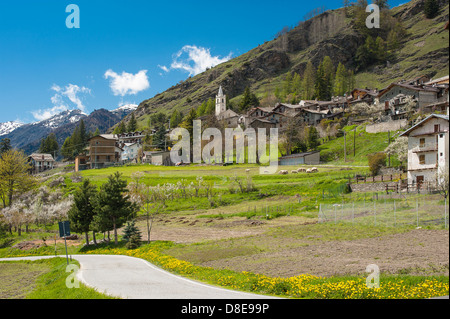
[27,74,449,190]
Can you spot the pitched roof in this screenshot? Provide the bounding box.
[378,83,439,98]
[399,114,449,137]
[279,151,320,159]
[29,153,55,162]
[218,109,239,119]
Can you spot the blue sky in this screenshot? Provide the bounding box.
[0,0,406,124]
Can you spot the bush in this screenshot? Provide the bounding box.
[368,152,387,176]
[122,220,142,249]
[424,0,439,19]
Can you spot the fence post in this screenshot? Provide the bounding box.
[334,205,337,225]
[374,200,377,226]
[319,203,322,223]
[416,198,419,227]
[352,202,355,224]
[441,198,446,229]
[394,200,396,227]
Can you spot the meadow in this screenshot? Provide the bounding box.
[1,162,448,299]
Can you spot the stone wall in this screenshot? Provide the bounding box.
[365,119,408,133]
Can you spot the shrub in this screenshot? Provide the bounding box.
[368,152,387,176]
[424,0,439,19]
[122,220,142,248]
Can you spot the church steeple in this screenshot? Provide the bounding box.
[215,86,226,117]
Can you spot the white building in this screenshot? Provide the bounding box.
[215,86,227,117]
[121,142,141,162]
[400,113,449,186]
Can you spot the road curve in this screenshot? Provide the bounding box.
[0,255,276,299]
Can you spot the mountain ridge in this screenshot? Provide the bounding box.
[121,0,449,130]
[2,107,135,155]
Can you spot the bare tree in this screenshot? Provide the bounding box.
[436,166,449,199]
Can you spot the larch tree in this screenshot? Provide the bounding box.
[0,149,37,207]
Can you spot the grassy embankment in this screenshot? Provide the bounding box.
[0,258,114,299]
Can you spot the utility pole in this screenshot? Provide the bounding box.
[344,130,346,162]
[388,130,391,167]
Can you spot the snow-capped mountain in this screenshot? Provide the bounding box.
[0,121,24,136]
[34,109,88,129]
[2,107,132,155]
[110,104,138,118]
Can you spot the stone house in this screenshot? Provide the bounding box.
[28,153,55,174]
[399,113,449,186]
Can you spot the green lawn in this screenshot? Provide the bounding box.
[0,258,114,299]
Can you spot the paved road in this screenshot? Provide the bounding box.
[0,255,275,299]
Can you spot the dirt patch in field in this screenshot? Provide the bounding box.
[138,215,312,244]
[143,220,268,244]
[199,229,449,277]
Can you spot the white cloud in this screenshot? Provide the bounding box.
[170,45,232,76]
[104,69,150,97]
[31,105,69,122]
[158,65,169,73]
[31,84,91,121]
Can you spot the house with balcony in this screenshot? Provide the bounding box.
[28,153,55,174]
[400,113,449,187]
[87,134,123,169]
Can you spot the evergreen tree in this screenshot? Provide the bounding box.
[347,69,356,94]
[39,133,59,157]
[239,87,259,111]
[356,35,376,69]
[374,0,389,9]
[302,61,316,100]
[93,128,101,137]
[94,172,138,245]
[170,110,183,128]
[334,62,348,96]
[282,73,293,98]
[292,73,302,97]
[114,121,126,134]
[306,126,320,151]
[205,98,215,115]
[61,137,73,160]
[374,36,387,63]
[197,101,207,117]
[68,179,98,246]
[386,29,399,52]
[424,0,439,19]
[79,119,87,146]
[0,138,11,157]
[127,113,137,132]
[179,107,198,145]
[154,125,167,150]
[122,220,141,241]
[314,60,333,101]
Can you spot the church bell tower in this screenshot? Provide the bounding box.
[215,86,226,117]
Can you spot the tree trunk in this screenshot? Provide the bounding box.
[113,217,118,245]
[92,231,97,245]
[85,232,89,246]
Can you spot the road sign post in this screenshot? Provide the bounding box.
[58,221,71,265]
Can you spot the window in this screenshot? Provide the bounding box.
[419,154,425,165]
[419,138,425,147]
[434,124,440,132]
